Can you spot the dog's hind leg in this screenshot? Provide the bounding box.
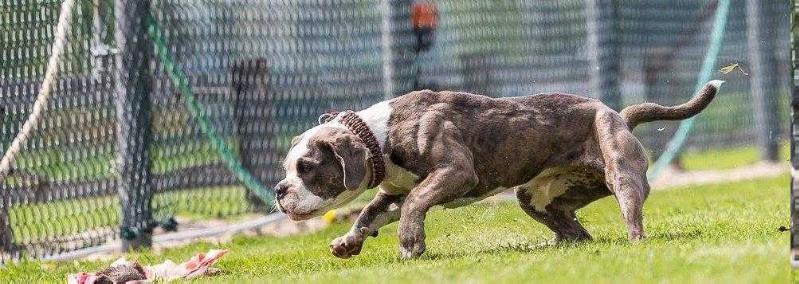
[516,198,591,243]
[595,111,651,242]
[515,181,611,243]
[514,166,610,243]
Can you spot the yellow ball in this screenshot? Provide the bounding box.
[322,210,337,223]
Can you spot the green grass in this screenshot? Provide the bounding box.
[681,142,790,171]
[1,175,789,283]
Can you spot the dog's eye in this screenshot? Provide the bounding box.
[297,160,314,174]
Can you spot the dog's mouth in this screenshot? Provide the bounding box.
[276,200,319,221]
[285,210,318,221]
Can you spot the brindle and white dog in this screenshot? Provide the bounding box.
[274,80,723,259]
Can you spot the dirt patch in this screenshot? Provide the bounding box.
[57,206,365,262]
[650,162,787,189]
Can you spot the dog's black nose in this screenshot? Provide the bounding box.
[274,182,289,199]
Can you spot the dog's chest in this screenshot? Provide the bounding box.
[378,158,419,195]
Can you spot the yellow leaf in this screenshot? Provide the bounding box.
[720,63,739,74]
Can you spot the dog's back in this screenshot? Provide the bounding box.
[386,90,607,191]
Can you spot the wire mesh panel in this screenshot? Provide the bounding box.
[0,0,792,262]
[0,0,386,262]
[426,1,591,96]
[617,0,791,157]
[146,0,385,219]
[1,0,119,260]
[401,0,790,156]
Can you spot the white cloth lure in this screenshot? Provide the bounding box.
[67,249,228,283]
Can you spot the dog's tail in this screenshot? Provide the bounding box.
[620,80,724,129]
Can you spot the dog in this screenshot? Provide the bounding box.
[274,80,723,259]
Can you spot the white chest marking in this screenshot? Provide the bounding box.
[379,160,419,195]
[355,100,393,149]
[356,100,417,194]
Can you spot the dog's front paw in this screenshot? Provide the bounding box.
[399,241,426,260]
[399,230,426,260]
[330,229,367,259]
[398,220,427,260]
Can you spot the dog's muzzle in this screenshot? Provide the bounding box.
[274,181,289,200]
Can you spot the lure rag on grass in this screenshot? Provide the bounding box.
[67,249,227,283]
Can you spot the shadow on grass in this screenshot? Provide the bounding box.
[647,229,704,242]
[423,229,704,261]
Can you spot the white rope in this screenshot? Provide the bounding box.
[0,0,77,181]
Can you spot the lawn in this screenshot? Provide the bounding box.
[0,174,789,283]
[680,142,790,171]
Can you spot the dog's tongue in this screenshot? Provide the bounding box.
[67,249,228,283]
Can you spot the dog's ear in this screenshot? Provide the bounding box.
[317,134,368,190]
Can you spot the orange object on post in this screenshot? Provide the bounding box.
[411,0,438,29]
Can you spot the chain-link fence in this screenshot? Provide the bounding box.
[0,0,790,262]
[405,0,790,156]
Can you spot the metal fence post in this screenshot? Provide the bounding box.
[114,0,154,250]
[383,0,414,97]
[746,0,780,162]
[232,58,271,212]
[790,0,799,268]
[0,191,11,259]
[381,0,396,100]
[461,53,496,97]
[585,0,621,110]
[0,109,14,256]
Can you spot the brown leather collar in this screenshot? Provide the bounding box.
[320,111,385,188]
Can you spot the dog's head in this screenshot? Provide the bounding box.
[275,125,371,220]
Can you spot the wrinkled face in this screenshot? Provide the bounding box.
[275,126,370,220]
